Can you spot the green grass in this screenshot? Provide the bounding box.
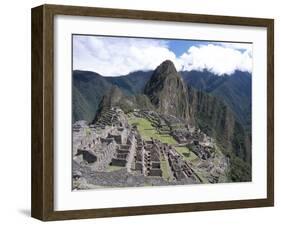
[160,159,172,181]
[175,147,199,163]
[128,117,177,145]
[105,165,124,172]
[193,170,209,184]
[84,127,92,137]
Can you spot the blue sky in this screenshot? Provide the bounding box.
[168,40,211,57]
[73,35,252,76]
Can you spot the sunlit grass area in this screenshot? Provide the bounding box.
[175,147,199,163]
[128,116,177,144]
[105,165,123,172]
[160,156,173,181]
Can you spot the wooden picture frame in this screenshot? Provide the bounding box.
[31,4,274,221]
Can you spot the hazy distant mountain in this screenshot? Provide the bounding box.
[105,71,153,95]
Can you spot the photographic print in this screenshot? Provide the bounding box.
[31,5,274,220]
[72,35,252,190]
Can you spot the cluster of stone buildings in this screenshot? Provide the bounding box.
[72,109,164,180]
[134,110,214,161]
[171,128,211,145]
[133,133,198,182]
[189,141,213,160]
[134,137,162,177]
[73,107,226,188]
[165,148,195,181]
[92,107,128,129]
[73,108,132,172]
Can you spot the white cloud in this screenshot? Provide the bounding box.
[73,36,252,76]
[179,44,252,75]
[73,36,178,76]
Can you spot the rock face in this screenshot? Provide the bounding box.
[144,60,190,119]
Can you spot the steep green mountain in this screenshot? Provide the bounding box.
[144,61,251,181]
[143,61,250,159]
[144,60,190,119]
[73,70,153,122]
[72,86,94,123]
[73,71,112,122]
[181,70,252,130]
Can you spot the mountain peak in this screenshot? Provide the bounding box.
[154,60,178,78]
[144,60,190,119]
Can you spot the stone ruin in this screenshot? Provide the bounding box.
[133,137,162,177]
[73,107,133,172]
[74,137,117,172]
[93,107,128,129]
[72,107,225,187]
[188,139,214,160]
[167,148,196,181]
[111,144,131,167]
[144,141,162,177]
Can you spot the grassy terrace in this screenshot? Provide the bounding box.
[128,116,177,144]
[160,154,173,181]
[105,165,124,172]
[175,147,199,163]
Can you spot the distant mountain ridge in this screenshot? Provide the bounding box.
[73,68,251,132]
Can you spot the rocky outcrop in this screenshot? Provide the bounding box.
[144,60,190,119]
